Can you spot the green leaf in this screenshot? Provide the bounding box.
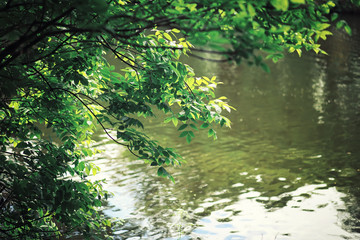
[200,123,209,129]
[172,117,179,126]
[186,134,192,143]
[319,30,332,40]
[327,1,335,7]
[220,118,226,127]
[331,13,338,21]
[17,141,28,148]
[186,3,197,12]
[157,167,168,177]
[336,20,346,29]
[319,23,331,30]
[85,165,91,175]
[79,75,89,86]
[290,0,305,3]
[208,128,215,137]
[271,0,289,11]
[178,124,188,131]
[179,131,188,138]
[190,124,198,130]
[247,4,256,17]
[78,161,85,171]
[163,32,172,41]
[344,25,352,36]
[188,131,194,137]
[164,117,172,123]
[169,175,175,183]
[94,199,102,207]
[92,167,98,176]
[260,63,270,73]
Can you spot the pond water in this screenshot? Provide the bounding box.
[91,15,360,240]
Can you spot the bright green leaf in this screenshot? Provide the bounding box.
[271,0,289,11]
[163,32,172,41]
[172,117,179,127]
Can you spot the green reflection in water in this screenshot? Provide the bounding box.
[92,15,360,240]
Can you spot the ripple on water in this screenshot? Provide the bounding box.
[189,185,360,240]
[89,26,360,238]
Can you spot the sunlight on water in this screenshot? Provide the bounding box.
[191,185,350,240]
[89,15,360,240]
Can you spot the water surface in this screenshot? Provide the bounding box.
[91,15,360,240]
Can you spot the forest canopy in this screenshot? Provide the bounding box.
[0,0,357,239]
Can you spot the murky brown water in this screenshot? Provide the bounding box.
[90,14,360,240]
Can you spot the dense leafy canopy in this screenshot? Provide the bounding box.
[0,0,357,239]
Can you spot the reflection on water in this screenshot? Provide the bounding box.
[192,185,348,240]
[90,15,360,239]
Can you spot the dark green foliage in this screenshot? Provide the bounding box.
[0,0,356,239]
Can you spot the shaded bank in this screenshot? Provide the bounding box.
[334,1,360,13]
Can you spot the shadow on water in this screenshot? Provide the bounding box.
[90,14,360,240]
